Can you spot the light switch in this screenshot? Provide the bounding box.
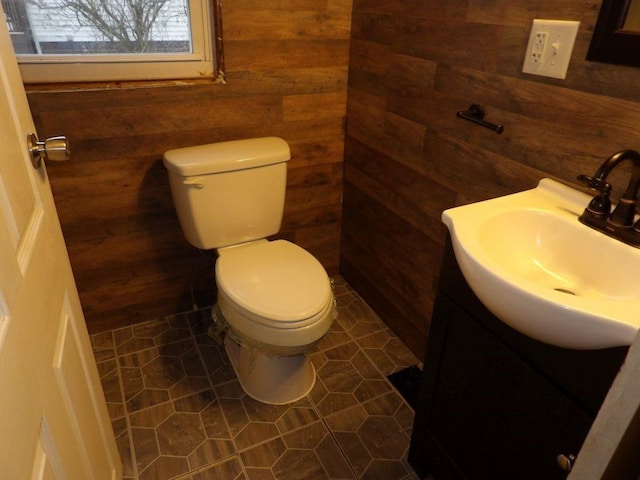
[522,19,580,79]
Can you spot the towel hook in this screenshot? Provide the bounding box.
[456,104,504,134]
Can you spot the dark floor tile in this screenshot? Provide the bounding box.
[272,449,328,480]
[156,412,206,456]
[358,416,409,459]
[333,431,372,477]
[239,437,287,468]
[315,434,356,479]
[188,438,235,470]
[115,425,135,478]
[129,402,174,428]
[138,455,190,480]
[131,427,160,473]
[281,421,327,449]
[91,276,421,480]
[244,467,276,480]
[191,455,244,480]
[361,459,408,480]
[316,392,359,417]
[317,360,363,394]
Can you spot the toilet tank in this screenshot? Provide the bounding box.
[163,137,290,249]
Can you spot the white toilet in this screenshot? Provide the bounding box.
[163,137,335,404]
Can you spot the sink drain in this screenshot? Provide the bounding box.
[554,287,577,296]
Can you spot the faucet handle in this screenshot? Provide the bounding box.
[577,174,611,193]
[577,174,611,217]
[586,194,612,217]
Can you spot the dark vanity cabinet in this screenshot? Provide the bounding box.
[408,237,628,479]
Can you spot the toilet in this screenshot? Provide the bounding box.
[162,137,335,404]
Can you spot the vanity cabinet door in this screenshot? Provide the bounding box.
[418,295,592,479]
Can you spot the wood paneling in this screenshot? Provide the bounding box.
[27,0,351,333]
[342,0,640,357]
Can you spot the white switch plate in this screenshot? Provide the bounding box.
[522,19,580,79]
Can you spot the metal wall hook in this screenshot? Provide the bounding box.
[28,133,70,169]
[456,104,504,134]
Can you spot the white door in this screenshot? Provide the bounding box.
[0,11,121,480]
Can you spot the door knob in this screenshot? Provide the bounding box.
[28,133,70,169]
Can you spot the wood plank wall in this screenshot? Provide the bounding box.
[26,0,352,333]
[342,0,640,359]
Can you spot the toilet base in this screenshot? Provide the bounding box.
[224,335,316,405]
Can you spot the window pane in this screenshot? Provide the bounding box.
[4,0,192,55]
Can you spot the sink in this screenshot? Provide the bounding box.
[442,178,640,350]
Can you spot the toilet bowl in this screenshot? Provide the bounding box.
[162,137,335,404]
[216,239,334,404]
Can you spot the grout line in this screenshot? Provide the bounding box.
[313,410,362,479]
[187,310,251,479]
[111,328,140,480]
[305,365,361,480]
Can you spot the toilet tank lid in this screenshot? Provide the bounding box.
[163,137,290,176]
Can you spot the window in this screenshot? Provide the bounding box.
[2,0,223,83]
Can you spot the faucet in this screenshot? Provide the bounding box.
[577,149,640,247]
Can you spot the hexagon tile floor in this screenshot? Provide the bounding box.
[91,276,423,480]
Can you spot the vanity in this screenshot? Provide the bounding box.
[408,238,627,479]
[407,178,640,479]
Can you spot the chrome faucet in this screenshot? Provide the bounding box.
[577,149,640,247]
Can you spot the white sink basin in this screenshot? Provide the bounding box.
[442,178,640,350]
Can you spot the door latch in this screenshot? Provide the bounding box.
[28,133,70,169]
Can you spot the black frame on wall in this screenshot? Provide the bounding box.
[588,0,640,67]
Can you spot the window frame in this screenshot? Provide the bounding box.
[11,0,224,84]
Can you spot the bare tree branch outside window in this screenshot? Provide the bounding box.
[28,0,190,53]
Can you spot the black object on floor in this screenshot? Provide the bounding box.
[387,365,422,410]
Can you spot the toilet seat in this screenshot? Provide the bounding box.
[215,240,332,329]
